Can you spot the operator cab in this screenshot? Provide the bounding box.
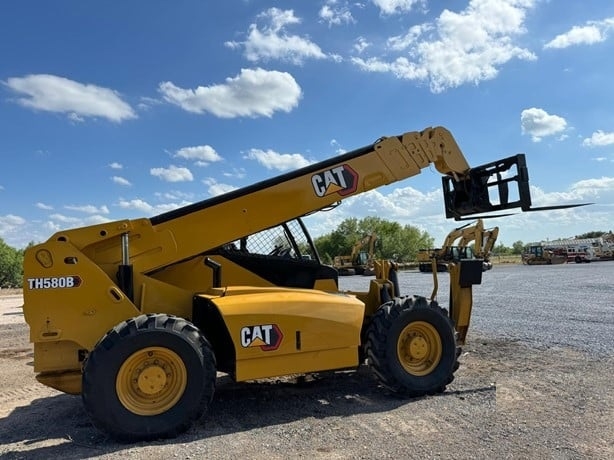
[208,218,338,289]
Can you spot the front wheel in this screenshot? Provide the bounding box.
[364,296,459,397]
[82,314,216,441]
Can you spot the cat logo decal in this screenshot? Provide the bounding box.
[311,164,358,197]
[240,324,283,351]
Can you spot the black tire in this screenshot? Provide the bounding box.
[364,296,459,397]
[82,314,216,441]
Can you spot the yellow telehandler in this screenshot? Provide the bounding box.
[22,126,578,441]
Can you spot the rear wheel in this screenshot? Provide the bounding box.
[82,314,216,441]
[364,296,459,397]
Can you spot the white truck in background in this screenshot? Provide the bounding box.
[543,238,604,263]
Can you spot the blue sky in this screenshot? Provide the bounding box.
[1,0,613,250]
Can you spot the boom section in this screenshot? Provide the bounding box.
[146,126,470,270]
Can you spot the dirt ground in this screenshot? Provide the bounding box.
[1,289,613,460]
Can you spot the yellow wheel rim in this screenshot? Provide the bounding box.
[397,321,442,376]
[116,346,187,416]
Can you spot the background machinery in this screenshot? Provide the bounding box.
[23,126,567,441]
[539,238,600,263]
[333,232,377,275]
[521,244,567,265]
[417,219,499,272]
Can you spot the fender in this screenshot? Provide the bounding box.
[194,287,365,381]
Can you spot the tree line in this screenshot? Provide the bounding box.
[0,239,26,288]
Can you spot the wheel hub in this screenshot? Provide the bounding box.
[409,336,428,360]
[397,321,443,376]
[116,346,188,416]
[137,363,168,395]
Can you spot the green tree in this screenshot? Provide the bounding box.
[314,218,360,264]
[0,238,23,288]
[492,243,513,255]
[511,240,525,255]
[575,231,606,239]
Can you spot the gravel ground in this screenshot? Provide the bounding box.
[0,263,613,459]
[351,262,614,356]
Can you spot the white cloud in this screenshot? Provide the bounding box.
[0,214,26,231]
[117,198,155,214]
[44,214,109,232]
[527,179,614,207]
[0,215,42,249]
[48,213,82,224]
[319,2,355,27]
[4,74,136,122]
[150,165,194,182]
[520,108,567,142]
[570,177,614,194]
[330,139,347,155]
[245,148,312,171]
[544,17,614,49]
[36,202,53,210]
[354,37,371,53]
[372,0,423,15]
[222,168,247,179]
[117,198,191,216]
[174,145,223,165]
[64,204,110,214]
[225,8,329,64]
[86,215,111,225]
[41,214,108,234]
[387,24,433,51]
[44,220,62,234]
[352,56,427,80]
[109,162,123,169]
[346,186,441,218]
[582,130,614,147]
[155,190,195,202]
[112,176,132,186]
[202,178,238,196]
[137,96,163,111]
[352,0,537,93]
[159,68,302,118]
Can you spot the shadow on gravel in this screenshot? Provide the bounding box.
[0,367,493,460]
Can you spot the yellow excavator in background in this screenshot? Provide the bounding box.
[458,219,499,270]
[417,219,499,272]
[23,125,578,441]
[333,232,377,275]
